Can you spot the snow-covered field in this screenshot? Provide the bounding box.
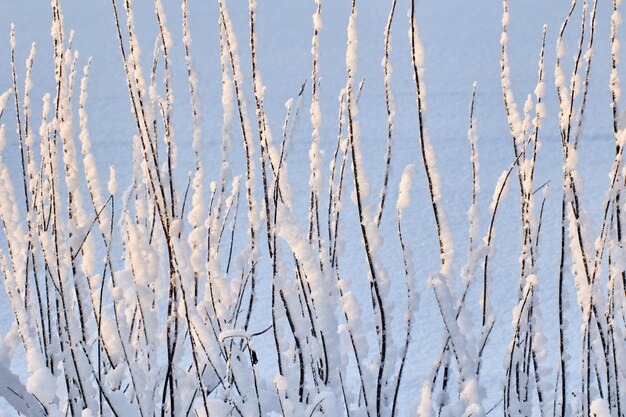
[0,0,623,415]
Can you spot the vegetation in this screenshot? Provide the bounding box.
[0,0,623,416]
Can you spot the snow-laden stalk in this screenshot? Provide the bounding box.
[411,2,485,414]
[308,0,324,255]
[409,1,452,278]
[344,2,397,415]
[501,4,550,412]
[392,165,417,417]
[375,0,397,227]
[249,0,276,266]
[218,0,259,335]
[553,0,624,415]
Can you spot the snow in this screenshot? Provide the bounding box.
[0,0,624,415]
[397,164,417,214]
[0,90,11,117]
[591,398,611,417]
[108,165,117,195]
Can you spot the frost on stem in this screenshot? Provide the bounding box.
[409,2,453,281]
[1,1,626,416]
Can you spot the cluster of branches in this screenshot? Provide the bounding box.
[0,0,624,416]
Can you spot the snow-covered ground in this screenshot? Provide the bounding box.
[0,0,622,415]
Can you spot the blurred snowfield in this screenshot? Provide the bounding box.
[0,0,622,414]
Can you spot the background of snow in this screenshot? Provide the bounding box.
[0,0,620,413]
